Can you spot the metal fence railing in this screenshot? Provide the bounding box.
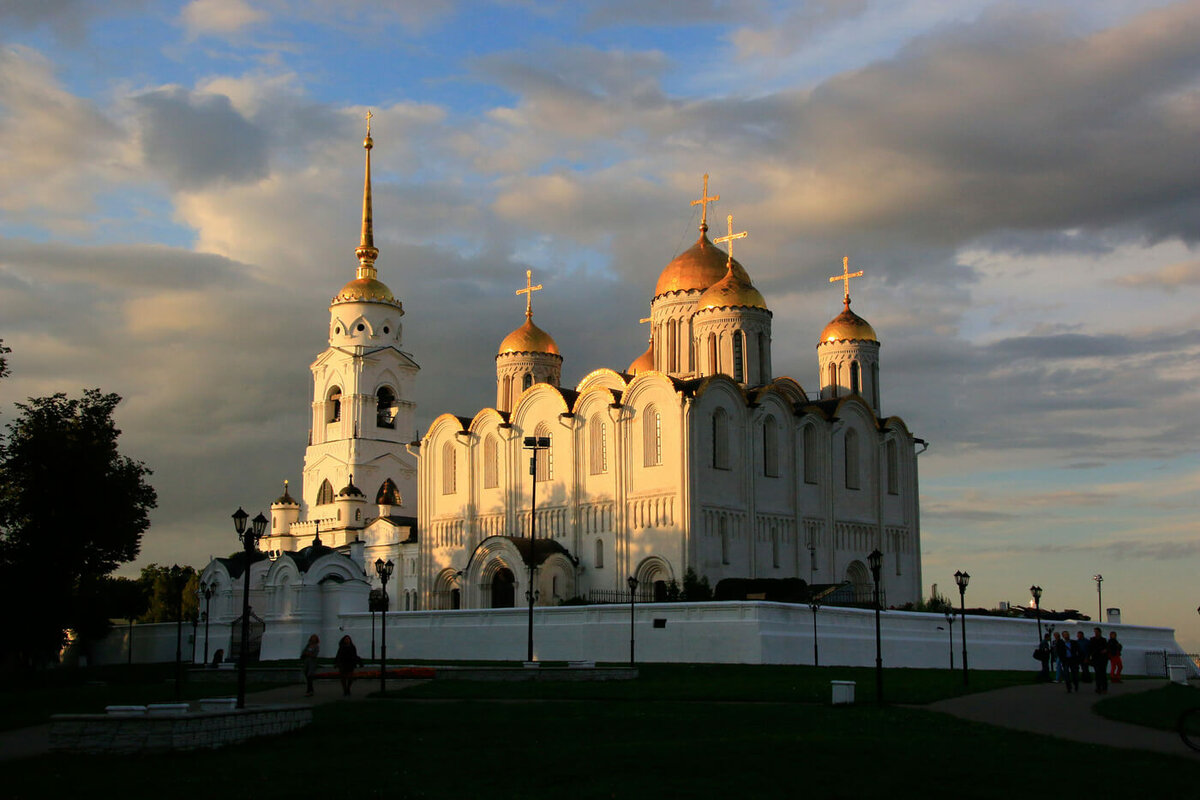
[1144,650,1200,678]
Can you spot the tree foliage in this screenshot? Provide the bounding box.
[0,389,157,668]
[138,564,199,623]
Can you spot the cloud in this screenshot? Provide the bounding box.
[0,0,146,44]
[1114,259,1200,289]
[729,0,868,60]
[180,0,267,37]
[132,87,269,191]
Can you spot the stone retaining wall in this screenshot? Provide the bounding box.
[49,705,312,755]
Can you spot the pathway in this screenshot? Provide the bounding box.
[928,678,1197,758]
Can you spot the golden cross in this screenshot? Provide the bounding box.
[829,256,864,303]
[516,269,543,319]
[365,109,373,136]
[714,214,747,261]
[690,173,720,230]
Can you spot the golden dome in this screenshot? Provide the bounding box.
[693,262,767,312]
[628,340,654,374]
[820,302,877,343]
[332,277,401,306]
[498,317,560,356]
[655,233,744,297]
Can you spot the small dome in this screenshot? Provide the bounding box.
[332,277,400,306]
[376,478,402,506]
[273,481,298,506]
[655,233,744,298]
[820,302,877,343]
[338,477,365,498]
[498,317,560,356]
[693,262,767,312]
[628,340,654,374]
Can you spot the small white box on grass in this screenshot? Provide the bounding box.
[831,680,856,705]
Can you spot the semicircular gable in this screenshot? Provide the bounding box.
[576,368,628,394]
[691,374,750,414]
[572,385,619,417]
[510,382,570,429]
[831,394,877,425]
[765,376,807,405]
[468,407,508,436]
[265,556,302,585]
[425,412,470,443]
[623,371,678,407]
[306,552,366,584]
[880,415,913,436]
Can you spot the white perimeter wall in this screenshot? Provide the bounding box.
[90,602,1190,676]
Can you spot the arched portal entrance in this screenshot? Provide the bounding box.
[491,568,516,608]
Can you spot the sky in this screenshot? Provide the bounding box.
[1,0,1198,648]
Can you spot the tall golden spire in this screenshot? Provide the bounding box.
[354,109,379,280]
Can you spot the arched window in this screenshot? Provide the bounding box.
[733,332,744,382]
[442,441,457,494]
[871,363,880,409]
[643,405,662,467]
[522,373,533,391]
[503,375,513,405]
[828,363,838,397]
[708,333,718,373]
[850,361,860,394]
[803,425,819,484]
[719,516,730,564]
[886,438,899,495]
[759,332,769,380]
[376,386,396,428]
[589,415,608,475]
[762,415,779,477]
[771,526,780,568]
[327,386,342,423]
[595,538,604,568]
[667,318,678,373]
[483,434,499,489]
[712,407,730,470]
[844,428,860,490]
[535,423,552,481]
[316,478,334,505]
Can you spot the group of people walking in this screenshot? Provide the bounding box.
[1037,627,1122,693]
[300,634,365,697]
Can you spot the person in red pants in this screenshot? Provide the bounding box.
[1108,631,1124,683]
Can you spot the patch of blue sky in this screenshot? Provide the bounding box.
[81,188,195,249]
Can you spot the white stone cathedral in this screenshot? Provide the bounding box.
[200,130,923,646]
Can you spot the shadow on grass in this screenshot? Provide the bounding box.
[1095,682,1200,732]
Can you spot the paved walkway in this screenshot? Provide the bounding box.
[928,678,1198,758]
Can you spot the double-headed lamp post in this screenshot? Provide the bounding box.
[375,558,394,695]
[232,507,267,710]
[627,576,639,665]
[523,435,550,662]
[200,581,214,666]
[1093,574,1104,622]
[1030,585,1043,641]
[868,549,883,704]
[954,570,970,686]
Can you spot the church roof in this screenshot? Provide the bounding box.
[819,300,877,343]
[655,232,742,298]
[273,480,298,506]
[497,317,560,356]
[215,550,269,579]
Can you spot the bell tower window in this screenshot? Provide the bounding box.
[327,387,342,423]
[376,386,396,429]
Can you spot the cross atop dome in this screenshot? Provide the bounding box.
[714,214,747,263]
[830,256,863,307]
[516,269,544,321]
[690,173,720,233]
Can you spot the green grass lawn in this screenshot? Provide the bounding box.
[1095,682,1200,732]
[397,662,1036,704]
[5,693,1198,798]
[0,664,289,731]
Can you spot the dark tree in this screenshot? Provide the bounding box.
[0,339,10,380]
[0,390,156,668]
[138,563,199,623]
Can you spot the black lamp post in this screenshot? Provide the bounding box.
[809,596,821,667]
[232,506,267,710]
[1093,574,1103,622]
[1030,585,1043,641]
[200,581,213,666]
[943,610,955,671]
[375,558,394,695]
[523,435,550,662]
[868,548,883,704]
[171,564,184,700]
[627,576,639,665]
[954,570,970,686]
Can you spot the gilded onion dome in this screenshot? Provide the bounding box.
[694,261,767,312]
[820,299,877,343]
[333,277,398,305]
[273,480,298,506]
[627,338,654,374]
[655,232,744,298]
[498,317,560,356]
